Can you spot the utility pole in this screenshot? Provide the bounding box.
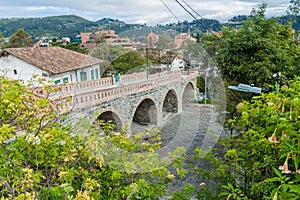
[204,71,207,105]
[146,43,149,79]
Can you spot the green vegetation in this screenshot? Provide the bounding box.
[111,50,146,74]
[50,41,88,54]
[0,12,298,44]
[0,76,188,199]
[1,1,300,199]
[196,77,300,199]
[200,2,300,112]
[90,44,146,75]
[4,28,33,48]
[216,3,300,88]
[191,2,300,200]
[0,15,98,39]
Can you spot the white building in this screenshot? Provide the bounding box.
[0,46,104,84]
[170,56,185,71]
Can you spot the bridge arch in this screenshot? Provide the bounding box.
[162,89,179,118]
[131,96,158,131]
[96,109,122,131]
[182,81,195,103]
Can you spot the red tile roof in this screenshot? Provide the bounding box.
[1,46,104,74]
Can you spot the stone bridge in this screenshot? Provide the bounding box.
[40,70,199,132]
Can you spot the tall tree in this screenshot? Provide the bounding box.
[199,77,300,200]
[5,28,34,48]
[216,3,300,88]
[112,50,146,74]
[156,34,175,50]
[0,32,3,44]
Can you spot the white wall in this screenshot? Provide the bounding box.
[171,57,185,71]
[0,55,49,83]
[0,55,101,85]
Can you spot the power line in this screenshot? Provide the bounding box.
[161,0,180,23]
[174,0,217,36]
[181,0,202,19]
[174,0,198,23]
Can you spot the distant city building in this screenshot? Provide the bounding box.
[174,32,196,49]
[147,32,158,48]
[80,32,97,50]
[102,30,139,49]
[33,38,51,48]
[0,46,104,84]
[170,55,185,70]
[70,35,82,43]
[61,37,71,44]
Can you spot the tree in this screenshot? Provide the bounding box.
[156,34,175,50]
[90,44,131,76]
[198,78,300,200]
[199,33,219,57]
[94,32,106,44]
[5,28,34,48]
[50,41,88,54]
[112,50,146,74]
[216,3,300,89]
[0,32,4,45]
[0,76,186,199]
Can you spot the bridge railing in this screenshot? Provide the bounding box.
[54,71,185,109]
[120,71,147,82]
[181,71,199,81]
[33,70,198,109]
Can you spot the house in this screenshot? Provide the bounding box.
[159,55,185,71]
[0,46,104,84]
[102,30,139,49]
[80,32,97,50]
[170,56,185,71]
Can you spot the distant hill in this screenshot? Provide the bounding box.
[0,15,223,40]
[96,18,123,24]
[96,17,146,35]
[1,14,298,42]
[0,15,149,40]
[0,15,98,39]
[224,14,300,30]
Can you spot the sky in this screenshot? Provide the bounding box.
[0,0,291,25]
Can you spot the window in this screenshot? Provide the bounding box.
[91,69,95,80]
[63,77,69,83]
[13,69,17,75]
[80,71,87,81]
[95,68,99,79]
[54,79,61,84]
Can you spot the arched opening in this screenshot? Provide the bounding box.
[97,111,122,131]
[131,98,157,134]
[182,82,195,104]
[133,98,157,126]
[163,89,178,118]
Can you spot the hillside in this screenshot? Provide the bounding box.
[0,15,223,40]
[0,15,98,39]
[0,14,298,41]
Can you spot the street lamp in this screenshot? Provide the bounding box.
[228,83,272,94]
[200,68,210,104]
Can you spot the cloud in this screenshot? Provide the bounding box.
[0,0,290,24]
